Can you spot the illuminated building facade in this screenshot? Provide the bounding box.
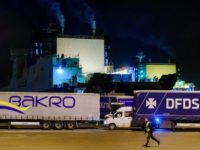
[135,51,177,82]
[52,54,85,87]
[137,63,146,82]
[56,36,105,75]
[146,63,176,81]
[111,67,136,82]
[173,80,195,91]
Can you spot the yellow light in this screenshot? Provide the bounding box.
[146,64,176,79]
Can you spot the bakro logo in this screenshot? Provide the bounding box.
[9,95,76,108]
[0,100,30,114]
[146,98,157,109]
[0,95,76,115]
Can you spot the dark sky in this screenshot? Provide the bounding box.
[0,0,200,88]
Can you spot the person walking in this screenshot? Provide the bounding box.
[143,118,160,147]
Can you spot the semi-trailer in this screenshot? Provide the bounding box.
[0,92,134,129]
[5,90,197,130]
[104,90,200,130]
[0,92,100,129]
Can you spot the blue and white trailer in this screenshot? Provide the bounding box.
[104,90,200,129]
[134,90,200,129]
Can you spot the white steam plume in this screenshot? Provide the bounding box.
[50,2,65,34]
[39,0,65,34]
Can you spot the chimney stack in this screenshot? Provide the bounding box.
[61,27,64,35]
[92,19,96,36]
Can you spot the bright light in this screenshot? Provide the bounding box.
[57,67,63,74]
[155,117,160,124]
[112,68,128,74]
[83,73,88,77]
[146,64,176,79]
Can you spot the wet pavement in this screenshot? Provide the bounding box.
[0,129,200,150]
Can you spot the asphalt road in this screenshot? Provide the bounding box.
[0,129,200,150]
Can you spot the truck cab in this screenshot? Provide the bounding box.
[103,106,133,130]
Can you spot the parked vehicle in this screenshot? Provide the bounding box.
[0,92,100,129]
[104,90,200,130]
[0,92,135,129]
[100,95,134,119]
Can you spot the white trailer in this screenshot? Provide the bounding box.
[0,92,100,129]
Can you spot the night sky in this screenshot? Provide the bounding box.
[0,0,200,88]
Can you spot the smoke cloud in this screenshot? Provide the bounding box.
[143,35,175,59]
[39,0,95,34]
[50,2,65,34]
[39,0,65,34]
[67,0,95,31]
[83,1,95,29]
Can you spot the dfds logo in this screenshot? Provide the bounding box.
[145,97,200,110]
[146,98,157,109]
[0,95,76,114]
[166,98,199,109]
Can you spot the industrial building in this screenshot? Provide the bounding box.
[56,36,105,74]
[0,23,194,92]
[1,25,112,91]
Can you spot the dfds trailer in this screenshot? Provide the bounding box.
[104,90,200,129]
[0,92,100,129]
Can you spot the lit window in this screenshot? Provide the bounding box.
[39,42,43,47]
[36,48,39,55]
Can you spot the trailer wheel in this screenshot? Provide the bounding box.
[42,121,51,130]
[66,121,76,129]
[109,123,116,130]
[54,121,63,130]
